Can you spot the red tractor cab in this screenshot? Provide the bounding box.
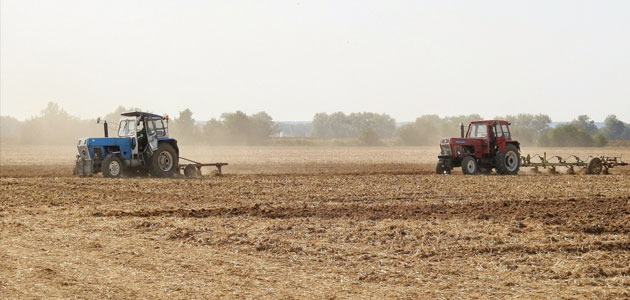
[436,120,521,175]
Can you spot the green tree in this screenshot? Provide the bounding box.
[495,114,551,145]
[310,112,395,138]
[537,123,606,147]
[17,102,101,144]
[0,116,22,144]
[601,115,630,140]
[219,111,276,145]
[202,119,227,144]
[358,128,382,146]
[171,108,200,143]
[395,114,483,146]
[571,115,599,135]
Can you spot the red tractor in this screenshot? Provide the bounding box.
[436,120,521,175]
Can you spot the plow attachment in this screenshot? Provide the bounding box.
[178,157,228,178]
[521,153,628,175]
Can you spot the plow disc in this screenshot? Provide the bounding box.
[178,157,228,178]
[521,153,628,175]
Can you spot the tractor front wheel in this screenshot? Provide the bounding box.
[461,156,478,175]
[435,162,451,174]
[496,144,520,175]
[102,154,123,178]
[149,143,178,178]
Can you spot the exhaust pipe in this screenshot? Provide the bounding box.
[460,123,464,138]
[103,120,108,137]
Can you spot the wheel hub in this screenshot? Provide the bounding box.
[158,151,173,171]
[505,151,518,172]
[108,161,120,176]
[466,160,476,172]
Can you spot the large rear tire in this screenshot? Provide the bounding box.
[149,143,179,178]
[496,144,520,175]
[102,154,123,178]
[461,156,478,175]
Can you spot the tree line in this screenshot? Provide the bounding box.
[396,113,629,147]
[2,102,630,147]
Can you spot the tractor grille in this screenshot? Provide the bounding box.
[440,144,451,156]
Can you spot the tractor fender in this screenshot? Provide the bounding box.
[157,138,179,156]
[106,151,125,161]
[506,141,520,151]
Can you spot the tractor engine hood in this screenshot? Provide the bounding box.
[76,137,134,161]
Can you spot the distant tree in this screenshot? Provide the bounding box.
[441,114,483,137]
[571,115,599,135]
[395,123,423,146]
[201,118,227,144]
[218,111,276,145]
[537,123,606,147]
[396,114,483,146]
[358,128,382,146]
[19,102,99,144]
[0,116,22,144]
[348,112,396,138]
[221,111,250,144]
[593,133,608,147]
[249,112,278,143]
[395,115,442,146]
[310,112,395,138]
[495,113,551,145]
[601,115,630,140]
[311,113,338,138]
[170,108,200,143]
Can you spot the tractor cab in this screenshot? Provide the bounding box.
[437,120,520,175]
[117,112,170,154]
[465,120,513,154]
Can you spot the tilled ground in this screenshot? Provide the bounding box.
[1,170,629,299]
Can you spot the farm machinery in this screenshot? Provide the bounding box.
[436,120,627,175]
[74,111,227,178]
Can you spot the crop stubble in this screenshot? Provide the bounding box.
[1,146,630,299]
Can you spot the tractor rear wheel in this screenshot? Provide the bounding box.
[495,144,520,175]
[149,143,178,178]
[102,154,123,178]
[586,157,603,175]
[461,156,478,175]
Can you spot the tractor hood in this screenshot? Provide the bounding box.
[77,137,134,160]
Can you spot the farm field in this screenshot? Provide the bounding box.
[2,145,630,176]
[1,145,630,299]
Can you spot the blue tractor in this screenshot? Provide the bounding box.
[74,111,179,178]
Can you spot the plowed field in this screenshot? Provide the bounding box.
[1,146,629,299]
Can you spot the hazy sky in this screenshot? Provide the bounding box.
[1,0,629,122]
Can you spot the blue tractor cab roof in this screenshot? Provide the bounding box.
[121,111,165,119]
